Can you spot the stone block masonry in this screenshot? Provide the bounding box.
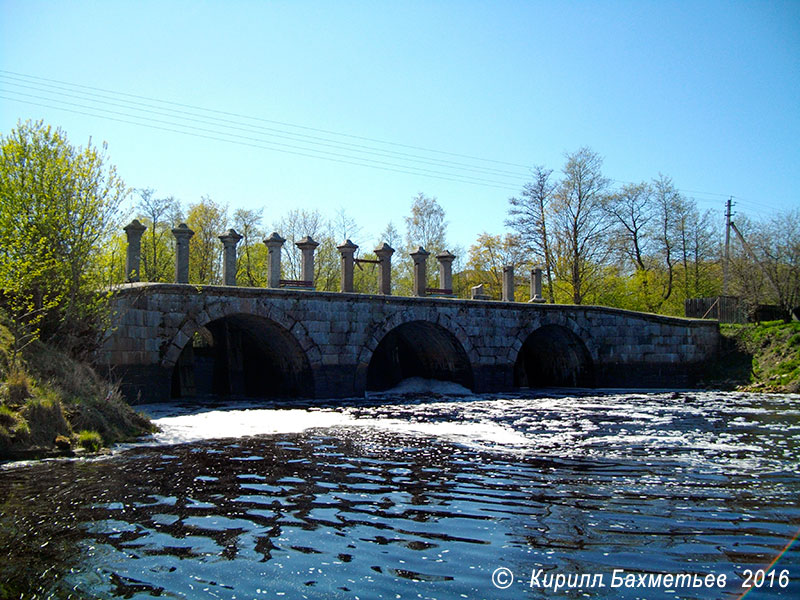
[102,283,721,403]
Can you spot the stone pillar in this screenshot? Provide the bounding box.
[218,228,243,286]
[337,239,358,293]
[264,232,285,288]
[374,242,395,295]
[296,236,319,287]
[530,267,545,303]
[436,250,455,292]
[502,265,515,302]
[171,223,194,284]
[410,246,430,297]
[123,219,146,282]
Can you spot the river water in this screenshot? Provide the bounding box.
[1,386,798,599]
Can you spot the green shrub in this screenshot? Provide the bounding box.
[77,430,103,452]
[70,390,155,444]
[21,396,70,446]
[5,369,31,404]
[0,405,30,452]
[0,404,16,428]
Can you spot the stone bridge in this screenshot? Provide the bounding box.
[102,283,720,403]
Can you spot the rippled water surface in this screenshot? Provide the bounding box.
[1,390,799,599]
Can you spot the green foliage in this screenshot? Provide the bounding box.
[353,251,381,294]
[233,207,267,287]
[725,321,800,392]
[187,195,227,284]
[0,404,19,428]
[0,320,152,458]
[3,368,31,404]
[94,230,128,287]
[726,211,800,313]
[0,406,31,451]
[76,429,103,452]
[135,189,182,282]
[465,232,533,300]
[69,391,155,443]
[0,119,127,356]
[21,396,71,446]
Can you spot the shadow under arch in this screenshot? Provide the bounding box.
[514,324,594,388]
[171,313,313,398]
[366,320,474,392]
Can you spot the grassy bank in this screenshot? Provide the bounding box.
[717,320,800,393]
[0,324,154,461]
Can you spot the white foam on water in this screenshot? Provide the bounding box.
[148,406,532,452]
[122,386,799,471]
[151,408,360,446]
[368,376,473,396]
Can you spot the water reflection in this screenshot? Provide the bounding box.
[1,391,798,599]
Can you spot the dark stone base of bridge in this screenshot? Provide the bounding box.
[594,362,707,389]
[100,284,721,404]
[111,361,706,404]
[110,365,173,405]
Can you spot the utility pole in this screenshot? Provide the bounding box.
[723,197,732,295]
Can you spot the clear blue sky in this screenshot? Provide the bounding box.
[1,0,798,252]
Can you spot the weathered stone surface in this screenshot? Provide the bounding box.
[102,283,721,402]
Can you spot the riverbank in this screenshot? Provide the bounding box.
[0,324,154,461]
[710,320,800,393]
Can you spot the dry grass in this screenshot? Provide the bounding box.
[21,396,71,447]
[0,321,153,459]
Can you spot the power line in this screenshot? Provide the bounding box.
[0,69,534,170]
[1,76,530,180]
[2,70,794,213]
[0,93,524,192]
[0,75,534,191]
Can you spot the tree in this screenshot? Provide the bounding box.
[135,188,181,282]
[0,120,127,355]
[550,147,611,304]
[507,166,557,302]
[233,207,267,287]
[272,209,325,280]
[404,192,447,253]
[729,210,800,315]
[332,208,362,244]
[361,221,402,295]
[678,205,719,301]
[605,182,654,272]
[379,221,402,250]
[186,196,227,284]
[466,232,532,300]
[650,174,683,309]
[404,193,449,291]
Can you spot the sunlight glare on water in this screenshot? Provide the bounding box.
[1,383,798,599]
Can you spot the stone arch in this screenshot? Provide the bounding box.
[357,310,476,393]
[164,302,319,398]
[161,300,320,369]
[506,312,599,366]
[512,321,595,388]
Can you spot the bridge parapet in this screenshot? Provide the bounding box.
[121,220,505,301]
